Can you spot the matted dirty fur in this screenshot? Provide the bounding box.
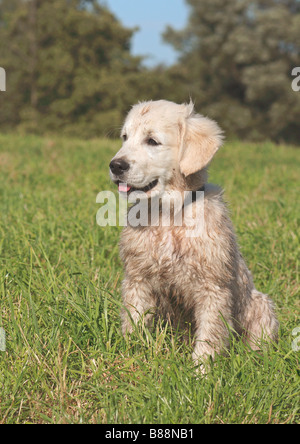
[109,100,279,367]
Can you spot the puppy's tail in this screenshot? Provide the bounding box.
[242,290,279,349]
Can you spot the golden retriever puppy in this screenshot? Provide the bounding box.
[109,100,279,368]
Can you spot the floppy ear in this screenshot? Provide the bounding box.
[179,105,224,177]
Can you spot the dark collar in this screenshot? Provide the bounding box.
[191,185,205,202]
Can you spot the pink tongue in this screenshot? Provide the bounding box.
[118,183,131,193]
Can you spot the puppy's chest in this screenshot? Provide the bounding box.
[121,226,190,279]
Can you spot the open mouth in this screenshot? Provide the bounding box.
[117,179,158,195]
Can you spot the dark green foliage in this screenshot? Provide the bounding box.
[0,0,299,142]
[163,0,300,142]
[0,0,146,137]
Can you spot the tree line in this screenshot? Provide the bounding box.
[0,0,299,142]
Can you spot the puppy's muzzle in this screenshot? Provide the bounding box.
[110,158,130,177]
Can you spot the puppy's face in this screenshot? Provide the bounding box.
[110,100,223,199]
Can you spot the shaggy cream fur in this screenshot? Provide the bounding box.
[109,100,279,367]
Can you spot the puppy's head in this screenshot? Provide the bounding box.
[110,100,224,198]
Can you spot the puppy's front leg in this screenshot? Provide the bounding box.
[121,278,157,335]
[192,287,233,368]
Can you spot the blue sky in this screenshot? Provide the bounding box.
[103,0,189,66]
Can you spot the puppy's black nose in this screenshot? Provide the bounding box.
[109,158,130,176]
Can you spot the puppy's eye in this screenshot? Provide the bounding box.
[147,138,160,146]
[122,134,127,142]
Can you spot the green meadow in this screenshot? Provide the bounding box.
[0,134,299,424]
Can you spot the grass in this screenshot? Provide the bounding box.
[0,133,299,424]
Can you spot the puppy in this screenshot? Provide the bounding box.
[109,100,279,367]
